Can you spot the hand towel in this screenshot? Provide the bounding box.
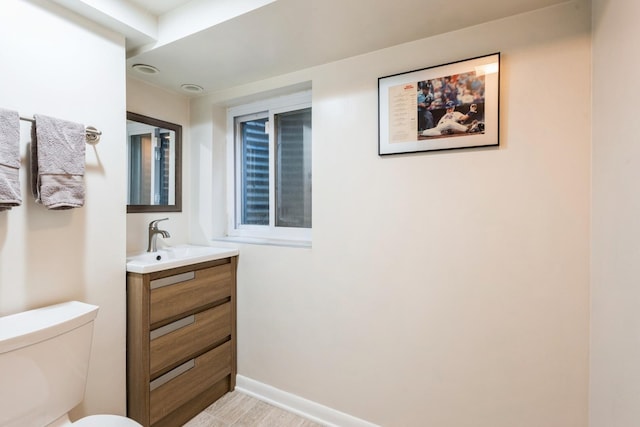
[31,114,85,210]
[0,108,22,211]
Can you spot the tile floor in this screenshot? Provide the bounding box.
[183,390,325,427]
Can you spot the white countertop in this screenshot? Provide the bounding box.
[126,245,239,274]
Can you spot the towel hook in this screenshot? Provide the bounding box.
[18,115,102,144]
[85,126,101,144]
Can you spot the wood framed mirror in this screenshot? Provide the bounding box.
[127,112,182,213]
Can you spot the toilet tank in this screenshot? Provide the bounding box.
[0,301,99,427]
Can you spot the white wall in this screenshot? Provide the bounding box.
[126,77,190,254]
[0,0,127,419]
[0,1,602,425]
[191,1,591,425]
[590,0,640,425]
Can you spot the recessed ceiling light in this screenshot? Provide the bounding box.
[132,64,159,75]
[181,84,204,93]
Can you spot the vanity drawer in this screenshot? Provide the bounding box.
[149,341,231,425]
[150,302,231,377]
[150,263,232,325]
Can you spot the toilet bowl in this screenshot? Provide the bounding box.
[0,301,142,427]
[48,414,141,427]
[72,415,141,426]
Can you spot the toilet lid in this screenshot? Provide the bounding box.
[73,415,142,427]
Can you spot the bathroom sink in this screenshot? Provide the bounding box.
[126,245,239,274]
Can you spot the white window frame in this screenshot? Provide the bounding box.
[226,90,312,244]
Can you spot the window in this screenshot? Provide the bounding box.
[227,91,312,243]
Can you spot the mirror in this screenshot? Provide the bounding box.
[127,112,182,213]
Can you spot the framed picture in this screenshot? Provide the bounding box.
[378,52,500,155]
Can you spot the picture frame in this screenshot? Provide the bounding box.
[378,52,500,156]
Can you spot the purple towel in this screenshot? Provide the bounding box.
[0,108,21,211]
[31,114,85,209]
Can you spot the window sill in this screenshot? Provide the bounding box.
[212,236,311,249]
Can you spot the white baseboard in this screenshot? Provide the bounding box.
[235,375,379,427]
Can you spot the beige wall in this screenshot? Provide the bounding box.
[0,0,601,424]
[191,1,591,425]
[590,0,640,425]
[126,77,190,254]
[0,0,127,419]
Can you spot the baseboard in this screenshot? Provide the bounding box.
[235,375,379,427]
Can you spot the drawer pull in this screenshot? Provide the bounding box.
[149,359,195,391]
[150,271,195,290]
[150,315,195,340]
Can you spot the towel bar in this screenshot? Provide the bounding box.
[19,116,101,144]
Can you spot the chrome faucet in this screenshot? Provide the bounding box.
[147,218,171,252]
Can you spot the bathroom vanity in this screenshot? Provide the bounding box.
[126,249,238,427]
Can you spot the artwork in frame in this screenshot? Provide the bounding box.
[378,52,500,155]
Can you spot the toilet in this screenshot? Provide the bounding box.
[0,301,141,427]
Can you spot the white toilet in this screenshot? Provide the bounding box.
[0,301,142,427]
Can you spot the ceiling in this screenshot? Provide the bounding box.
[126,0,193,16]
[120,0,569,97]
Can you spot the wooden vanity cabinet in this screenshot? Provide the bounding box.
[126,256,237,427]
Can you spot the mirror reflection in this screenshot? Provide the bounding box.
[127,112,182,213]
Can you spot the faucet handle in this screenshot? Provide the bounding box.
[149,218,169,229]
